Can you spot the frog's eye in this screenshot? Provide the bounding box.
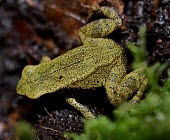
[22,65,35,78]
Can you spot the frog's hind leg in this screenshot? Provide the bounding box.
[66,98,96,119]
[116,68,147,105]
[79,6,122,45]
[128,71,148,104]
[105,60,127,106]
[106,68,147,106]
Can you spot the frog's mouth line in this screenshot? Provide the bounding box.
[26,92,42,99]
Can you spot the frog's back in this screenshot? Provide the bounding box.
[17,39,124,98]
[39,39,123,89]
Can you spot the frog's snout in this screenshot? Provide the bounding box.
[16,65,39,96]
[16,80,30,96]
[17,82,41,99]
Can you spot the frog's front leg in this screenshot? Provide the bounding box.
[66,98,96,119]
[106,68,147,106]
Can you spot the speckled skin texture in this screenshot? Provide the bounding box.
[17,6,147,119]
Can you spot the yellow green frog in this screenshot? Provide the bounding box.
[17,6,147,119]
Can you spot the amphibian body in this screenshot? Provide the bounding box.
[17,6,147,119]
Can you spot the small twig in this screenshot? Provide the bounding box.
[44,107,55,122]
[40,125,59,133]
[80,2,100,10]
[64,11,86,24]
[50,4,86,24]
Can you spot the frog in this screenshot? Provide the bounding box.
[16,6,148,119]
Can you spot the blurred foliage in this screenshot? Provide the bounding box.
[14,121,37,140]
[65,26,170,140]
[127,26,147,69]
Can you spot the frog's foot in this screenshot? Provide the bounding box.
[66,98,96,119]
[128,76,148,105]
[106,68,147,106]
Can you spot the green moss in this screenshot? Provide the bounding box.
[127,26,147,69]
[14,121,37,140]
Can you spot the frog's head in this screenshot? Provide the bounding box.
[16,65,46,99]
